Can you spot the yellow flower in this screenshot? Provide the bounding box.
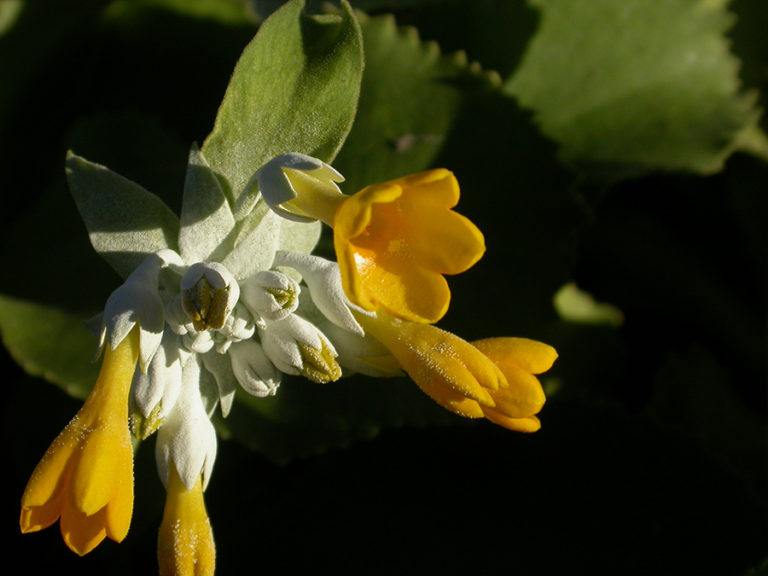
[473,337,557,432]
[157,465,216,576]
[358,312,556,430]
[333,170,485,323]
[258,156,485,323]
[19,329,139,555]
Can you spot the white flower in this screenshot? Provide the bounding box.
[240,270,300,323]
[99,251,168,371]
[130,328,184,439]
[274,250,366,335]
[259,313,341,383]
[181,261,240,331]
[228,338,281,397]
[155,355,218,491]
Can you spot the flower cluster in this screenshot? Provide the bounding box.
[20,152,556,575]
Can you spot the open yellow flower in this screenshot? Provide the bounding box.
[19,329,139,555]
[358,312,556,430]
[258,156,485,323]
[157,466,216,576]
[333,170,486,323]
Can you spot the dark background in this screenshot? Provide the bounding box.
[2,1,766,574]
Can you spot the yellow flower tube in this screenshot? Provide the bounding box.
[157,465,216,576]
[359,312,556,430]
[19,329,139,555]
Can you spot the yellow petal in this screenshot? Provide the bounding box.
[158,467,216,576]
[20,432,77,520]
[60,499,108,556]
[474,337,558,375]
[487,366,546,418]
[355,251,451,323]
[401,208,485,275]
[105,464,134,543]
[333,170,482,323]
[19,328,139,551]
[20,485,66,534]
[334,181,402,240]
[482,410,542,433]
[394,169,460,208]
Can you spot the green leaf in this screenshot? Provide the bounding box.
[333,13,499,193]
[0,294,98,399]
[506,0,764,179]
[178,144,236,264]
[66,152,180,279]
[201,0,364,201]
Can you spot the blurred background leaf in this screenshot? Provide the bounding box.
[505,0,768,181]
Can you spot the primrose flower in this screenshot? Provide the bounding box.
[258,154,486,323]
[357,312,557,430]
[20,328,139,555]
[21,147,556,575]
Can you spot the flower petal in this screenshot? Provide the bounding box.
[400,208,485,275]
[482,410,542,433]
[350,250,451,323]
[473,337,558,375]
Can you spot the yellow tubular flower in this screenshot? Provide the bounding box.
[260,157,485,323]
[333,170,486,323]
[473,337,558,432]
[19,328,139,555]
[359,313,556,429]
[158,466,215,576]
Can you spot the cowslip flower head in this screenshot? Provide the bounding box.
[20,328,139,555]
[24,138,556,575]
[258,154,486,323]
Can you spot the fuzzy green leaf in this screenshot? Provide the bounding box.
[201,0,364,200]
[333,13,499,193]
[506,0,765,179]
[178,144,236,264]
[66,153,180,279]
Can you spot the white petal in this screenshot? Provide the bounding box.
[228,339,281,397]
[132,329,183,419]
[155,355,218,490]
[274,250,364,335]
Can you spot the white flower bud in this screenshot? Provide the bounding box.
[274,250,365,335]
[260,314,341,384]
[181,262,240,331]
[100,251,168,371]
[240,270,300,322]
[130,329,184,439]
[155,356,217,491]
[228,338,281,398]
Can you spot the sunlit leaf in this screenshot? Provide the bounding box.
[66,153,180,279]
[201,0,364,200]
[334,12,499,192]
[506,0,766,179]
